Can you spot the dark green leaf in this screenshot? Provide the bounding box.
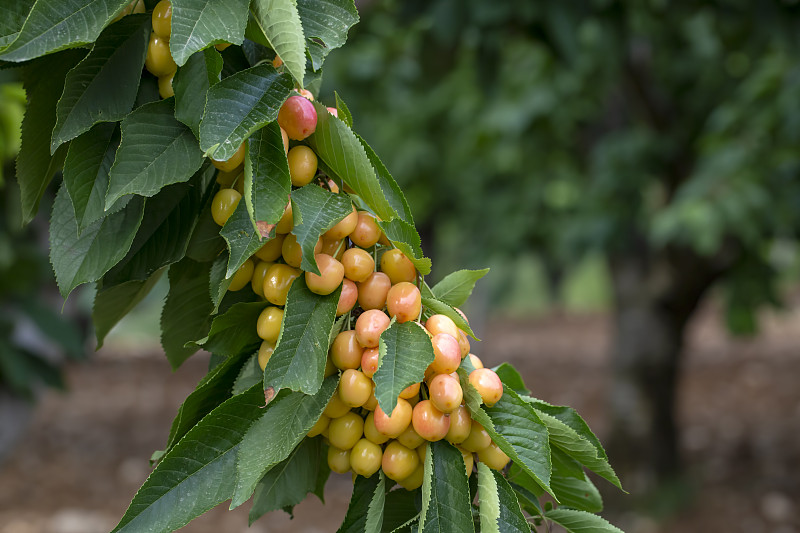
[494,362,530,396]
[220,197,264,277]
[50,183,144,298]
[373,320,434,415]
[198,301,265,357]
[431,269,489,309]
[174,46,223,137]
[551,471,603,513]
[17,49,86,224]
[233,353,262,395]
[418,440,475,533]
[110,384,265,533]
[291,184,353,274]
[420,296,476,339]
[296,0,358,71]
[479,463,530,533]
[161,258,214,369]
[209,252,233,311]
[62,122,121,233]
[381,489,420,533]
[199,63,293,161]
[0,0,131,62]
[50,14,149,152]
[379,218,431,276]
[334,91,352,128]
[249,437,328,524]
[249,0,306,86]
[106,98,204,208]
[170,0,249,66]
[262,277,340,394]
[93,270,164,349]
[244,122,291,238]
[544,508,624,533]
[337,473,384,533]
[527,400,609,463]
[355,132,413,225]
[231,377,338,507]
[0,0,34,50]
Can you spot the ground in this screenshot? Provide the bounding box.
[0,297,798,533]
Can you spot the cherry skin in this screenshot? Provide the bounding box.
[445,405,472,444]
[398,463,424,491]
[468,368,504,407]
[355,309,391,348]
[275,202,293,234]
[398,382,420,400]
[338,369,372,408]
[357,271,391,311]
[327,446,351,474]
[459,447,475,476]
[256,306,283,343]
[360,347,380,378]
[277,95,317,140]
[328,411,364,451]
[381,440,419,482]
[262,264,300,306]
[324,206,358,240]
[430,333,462,374]
[280,127,289,154]
[287,145,318,186]
[380,248,416,284]
[397,425,425,449]
[254,234,285,262]
[151,0,172,39]
[319,237,345,260]
[341,247,375,283]
[211,143,245,172]
[211,189,241,226]
[305,253,345,296]
[336,279,358,316]
[425,314,460,339]
[323,393,351,419]
[158,72,174,99]
[374,398,412,438]
[350,438,383,477]
[412,400,450,442]
[363,411,389,445]
[145,33,176,77]
[307,414,330,437]
[257,341,275,371]
[429,373,463,414]
[477,442,510,470]
[349,212,381,248]
[460,421,492,453]
[457,330,470,358]
[467,353,484,370]
[330,330,363,370]
[250,260,272,297]
[386,282,421,323]
[228,258,254,291]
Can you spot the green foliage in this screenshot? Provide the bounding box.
[419,440,475,533]
[373,320,434,414]
[290,183,353,274]
[244,122,290,236]
[170,0,249,66]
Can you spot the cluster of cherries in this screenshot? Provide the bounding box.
[205,91,508,489]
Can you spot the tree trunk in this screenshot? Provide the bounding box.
[605,242,736,498]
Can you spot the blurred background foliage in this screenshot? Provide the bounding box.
[320,0,800,498]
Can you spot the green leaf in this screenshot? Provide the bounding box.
[185,200,226,262]
[231,377,337,507]
[17,49,86,224]
[334,91,352,128]
[418,440,475,533]
[249,437,328,523]
[337,473,384,533]
[355,132,413,225]
[494,362,530,396]
[209,252,233,311]
[62,122,121,233]
[373,320,434,415]
[174,46,223,137]
[170,0,249,66]
[199,63,293,161]
[50,14,149,152]
[110,384,265,533]
[296,0,359,71]
[379,218,431,276]
[492,467,532,532]
[50,183,144,298]
[381,490,420,533]
[106,98,205,209]
[290,184,353,274]
[0,0,131,62]
[477,463,501,533]
[104,165,214,285]
[544,508,624,533]
[163,349,251,454]
[0,0,34,50]
[161,258,214,369]
[262,277,340,394]
[250,0,306,87]
[220,198,264,277]
[551,469,603,513]
[420,296,476,339]
[527,400,609,464]
[307,103,398,222]
[244,122,291,238]
[198,301,265,357]
[233,353,262,395]
[92,271,164,349]
[431,269,489,308]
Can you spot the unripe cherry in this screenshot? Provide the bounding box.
[374,398,412,438]
[145,33,176,77]
[430,333,462,374]
[459,447,475,476]
[460,421,491,453]
[380,248,416,284]
[412,400,450,442]
[398,463,424,491]
[256,306,283,343]
[386,282,421,323]
[262,264,300,306]
[357,271,391,310]
[330,330,363,370]
[307,414,330,437]
[254,234,285,262]
[349,212,381,248]
[327,446,351,474]
[211,189,241,226]
[337,279,358,316]
[341,247,375,283]
[381,440,419,482]
[363,411,389,444]
[354,309,391,348]
[324,206,358,240]
[228,258,254,291]
[445,405,472,444]
[328,411,364,450]
[363,390,378,411]
[397,424,425,449]
[275,202,293,234]
[350,438,383,477]
[425,314,460,339]
[305,253,344,296]
[211,143,245,172]
[215,168,239,188]
[429,374,463,413]
[287,145,318,186]
[257,341,275,371]
[277,95,317,140]
[338,369,372,408]
[360,347,380,378]
[323,393,351,419]
[319,237,345,260]
[280,127,289,154]
[469,368,503,407]
[250,261,272,297]
[158,72,174,99]
[477,441,510,470]
[151,0,172,39]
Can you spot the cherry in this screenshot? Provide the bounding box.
[157,72,174,99]
[429,373,463,413]
[374,398,412,438]
[324,206,358,240]
[457,330,470,358]
[211,143,245,172]
[275,202,293,234]
[381,440,419,482]
[397,425,425,450]
[380,248,416,284]
[445,405,472,444]
[425,314,460,339]
[323,392,351,419]
[338,369,372,408]
[278,95,317,140]
[357,271,391,310]
[336,279,358,316]
[477,442,510,470]
[151,0,172,39]
[250,261,272,297]
[328,411,364,451]
[430,333,461,374]
[349,212,381,248]
[327,446,351,474]
[228,258,254,291]
[330,330,363,370]
[145,33,176,77]
[459,447,475,476]
[256,306,283,343]
[280,127,289,154]
[350,438,383,478]
[468,368,503,407]
[386,282,421,323]
[398,463,424,491]
[360,347,380,378]
[341,247,375,283]
[257,341,274,371]
[307,414,330,438]
[262,264,300,306]
[211,189,241,226]
[412,400,450,442]
[468,353,484,370]
[355,309,391,348]
[305,253,344,295]
[460,421,491,453]
[287,145,318,186]
[363,411,389,445]
[398,382,420,400]
[254,234,285,262]
[281,233,320,268]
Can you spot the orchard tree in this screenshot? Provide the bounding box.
[321,0,800,497]
[1,0,626,531]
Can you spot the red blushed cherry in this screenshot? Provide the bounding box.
[278,95,317,140]
[430,333,461,374]
[469,368,503,407]
[374,398,412,438]
[428,373,463,413]
[337,279,358,316]
[360,347,380,378]
[386,282,421,323]
[411,400,450,442]
[355,309,391,348]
